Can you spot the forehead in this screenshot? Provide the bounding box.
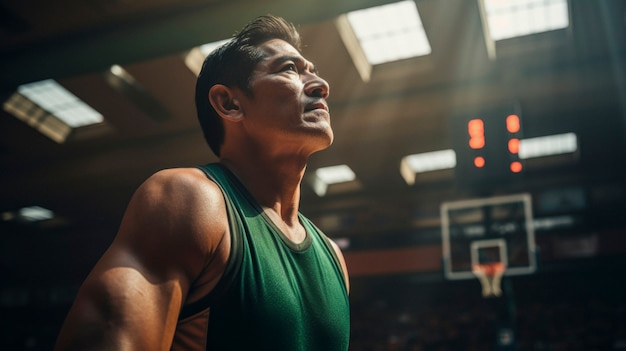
[258,38,313,67]
[259,38,301,57]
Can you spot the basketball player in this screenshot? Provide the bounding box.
[55,15,350,350]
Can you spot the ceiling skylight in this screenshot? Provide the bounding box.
[400,149,457,185]
[2,206,55,223]
[310,164,358,197]
[347,0,432,65]
[483,0,569,41]
[18,206,54,222]
[315,164,356,184]
[404,149,457,173]
[519,133,577,159]
[3,79,105,143]
[17,79,103,128]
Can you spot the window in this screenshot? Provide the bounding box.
[310,164,358,196]
[519,133,577,159]
[483,0,569,41]
[347,0,432,65]
[400,149,457,185]
[3,79,104,143]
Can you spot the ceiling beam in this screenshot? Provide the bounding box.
[0,0,401,92]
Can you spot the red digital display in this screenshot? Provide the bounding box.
[468,119,485,150]
[455,105,524,181]
[506,114,520,133]
[508,138,520,154]
[474,156,486,168]
[510,161,523,173]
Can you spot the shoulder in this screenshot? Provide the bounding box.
[130,167,225,224]
[138,167,222,204]
[323,236,350,294]
[331,239,350,294]
[118,167,230,278]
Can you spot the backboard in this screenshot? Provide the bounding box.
[441,193,536,280]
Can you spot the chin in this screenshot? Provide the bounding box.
[298,124,333,152]
[312,133,334,153]
[317,125,334,145]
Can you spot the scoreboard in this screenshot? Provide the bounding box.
[451,103,524,185]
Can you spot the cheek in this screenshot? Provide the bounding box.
[254,79,304,114]
[271,86,303,111]
[275,82,302,99]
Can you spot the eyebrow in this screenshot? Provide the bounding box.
[270,55,319,75]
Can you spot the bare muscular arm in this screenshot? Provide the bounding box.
[55,168,229,351]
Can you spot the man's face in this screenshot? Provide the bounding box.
[237,39,333,153]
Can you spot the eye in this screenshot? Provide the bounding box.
[281,63,297,73]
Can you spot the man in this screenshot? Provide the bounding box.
[55,15,350,351]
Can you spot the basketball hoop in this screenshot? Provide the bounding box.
[472,262,506,297]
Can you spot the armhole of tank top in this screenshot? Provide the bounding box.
[177,164,244,320]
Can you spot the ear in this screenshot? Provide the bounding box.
[208,84,243,122]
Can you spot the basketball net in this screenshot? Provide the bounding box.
[472,262,505,297]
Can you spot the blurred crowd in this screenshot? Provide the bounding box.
[351,265,626,350]
[2,258,624,350]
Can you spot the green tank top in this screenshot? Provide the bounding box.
[186,163,350,350]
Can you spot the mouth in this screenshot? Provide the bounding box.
[305,101,329,113]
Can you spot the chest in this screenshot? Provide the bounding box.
[221,219,350,349]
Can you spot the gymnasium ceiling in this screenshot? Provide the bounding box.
[1,0,625,250]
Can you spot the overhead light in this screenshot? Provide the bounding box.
[404,149,457,173]
[346,0,432,65]
[519,133,577,159]
[482,0,569,41]
[3,79,104,143]
[310,164,358,197]
[401,149,457,185]
[19,206,54,222]
[316,164,356,184]
[2,206,55,223]
[16,79,103,128]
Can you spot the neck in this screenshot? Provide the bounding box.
[220,153,307,227]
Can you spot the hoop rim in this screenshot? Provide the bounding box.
[472,262,506,276]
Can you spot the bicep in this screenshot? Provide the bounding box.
[56,242,186,351]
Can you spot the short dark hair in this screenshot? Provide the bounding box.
[195,15,302,157]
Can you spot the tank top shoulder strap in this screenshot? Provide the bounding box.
[178,163,244,320]
[300,215,346,284]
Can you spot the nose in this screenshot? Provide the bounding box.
[304,74,330,99]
